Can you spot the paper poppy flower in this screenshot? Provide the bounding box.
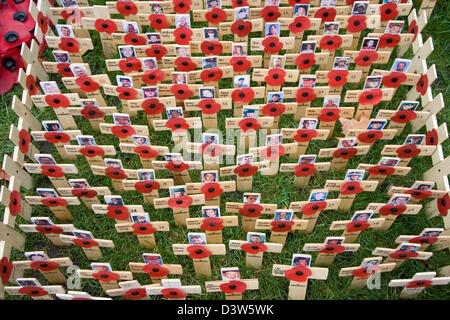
[201,68,223,83]
[231,20,252,38]
[81,107,105,119]
[173,0,191,13]
[116,1,138,16]
[111,125,136,138]
[56,63,74,77]
[426,129,438,146]
[41,198,68,207]
[295,53,315,70]
[261,6,280,22]
[0,47,20,93]
[76,76,100,92]
[379,33,400,48]
[146,45,168,60]
[201,217,224,231]
[134,180,160,193]
[58,37,79,53]
[232,0,249,7]
[200,183,223,199]
[44,132,70,144]
[205,8,227,24]
[199,99,221,114]
[229,57,252,72]
[355,50,378,67]
[340,181,364,194]
[170,84,193,100]
[238,118,261,133]
[346,221,370,233]
[438,195,450,217]
[124,33,147,45]
[260,145,285,161]
[320,35,342,52]
[294,163,316,177]
[346,15,367,33]
[382,72,407,88]
[358,89,383,105]
[94,19,117,34]
[0,23,31,58]
[262,37,283,54]
[405,189,432,200]
[201,41,223,56]
[45,94,70,108]
[352,267,376,278]
[239,204,263,218]
[116,87,138,100]
[262,103,285,117]
[79,146,105,157]
[61,8,83,24]
[105,167,128,180]
[409,20,419,43]
[314,7,336,23]
[288,0,310,6]
[132,223,157,235]
[219,280,247,294]
[92,271,120,283]
[333,147,358,160]
[406,280,433,289]
[165,117,190,132]
[119,58,142,73]
[319,108,340,122]
[186,245,212,259]
[409,236,438,245]
[106,205,129,220]
[396,144,421,159]
[72,238,99,248]
[240,242,267,254]
[36,226,64,234]
[8,190,21,216]
[71,188,98,198]
[0,256,13,285]
[380,3,398,21]
[301,201,327,216]
[165,161,190,172]
[265,68,286,86]
[368,165,395,176]
[173,27,193,45]
[168,195,193,209]
[296,88,316,103]
[30,261,60,272]
[319,244,345,254]
[233,164,258,177]
[18,129,30,153]
[379,204,407,216]
[19,286,48,297]
[142,98,165,115]
[390,110,417,124]
[388,250,418,260]
[327,70,348,87]
[26,74,38,95]
[284,266,312,283]
[416,74,428,96]
[149,14,169,30]
[200,144,223,157]
[161,288,186,299]
[174,57,197,72]
[134,146,159,159]
[289,16,311,34]
[232,88,254,104]
[37,11,48,34]
[123,288,147,300]
[41,165,65,178]
[357,130,383,144]
[271,220,294,232]
[143,264,170,277]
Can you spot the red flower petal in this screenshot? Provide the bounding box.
[260,145,285,161]
[123,288,147,300]
[346,221,370,233]
[200,144,224,157]
[124,33,147,46]
[301,201,327,216]
[71,189,98,198]
[174,57,197,72]
[200,68,223,83]
[161,287,186,299]
[45,94,70,108]
[405,189,432,200]
[294,130,318,143]
[59,37,79,53]
[201,41,223,56]
[41,198,68,207]
[219,280,247,294]
[119,58,142,73]
[340,181,364,194]
[134,146,159,159]
[388,250,418,260]
[379,34,400,48]
[271,220,294,232]
[173,27,193,45]
[229,57,252,72]
[352,266,376,278]
[165,161,190,172]
[396,144,421,159]
[231,20,252,38]
[205,8,227,24]
[382,72,407,88]
[406,280,433,288]
[333,147,358,159]
[41,165,65,178]
[409,236,438,245]
[146,45,168,60]
[416,74,428,96]
[294,163,316,177]
[36,226,64,234]
[379,204,407,216]
[37,12,48,34]
[142,98,165,115]
[30,261,60,272]
[57,63,74,77]
[239,204,263,218]
[265,68,286,86]
[438,194,449,217]
[116,87,138,100]
[92,271,120,282]
[355,51,378,67]
[186,245,212,259]
[26,75,38,95]
[390,110,417,124]
[61,8,84,24]
[19,286,48,297]
[234,164,258,177]
[170,84,193,100]
[240,242,267,254]
[200,183,223,199]
[43,132,70,144]
[295,53,315,70]
[149,14,169,30]
[76,76,100,92]
[314,7,336,23]
[165,117,190,132]
[346,15,367,33]
[232,88,254,104]
[284,266,312,282]
[262,103,285,117]
[105,167,128,180]
[143,264,170,277]
[319,108,340,122]
[132,223,157,235]
[319,244,345,254]
[167,195,193,209]
[327,70,348,87]
[296,88,316,103]
[94,19,117,34]
[380,3,399,22]
[81,107,105,119]
[368,165,395,176]
[357,130,383,143]
[111,125,136,138]
[116,1,138,16]
[288,0,310,6]
[409,20,419,43]
[72,238,99,248]
[106,205,129,221]
[320,35,342,52]
[262,37,283,54]
[79,146,105,157]
[134,180,161,193]
[18,129,31,153]
[200,217,224,231]
[261,6,281,22]
[289,16,311,34]
[0,257,13,285]
[358,89,383,105]
[232,0,249,7]
[8,190,22,216]
[199,99,221,114]
[238,118,261,133]
[172,0,192,14]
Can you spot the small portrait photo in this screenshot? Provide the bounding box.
[325,237,345,245]
[188,232,207,245]
[221,268,241,281]
[31,217,54,226]
[172,72,187,84]
[80,99,99,108]
[362,258,381,268]
[397,243,420,252]
[104,158,123,169]
[91,263,112,272]
[232,43,247,57]
[247,232,266,243]
[361,37,379,51]
[333,57,350,70]
[292,254,312,267]
[122,22,139,34]
[242,106,259,118]
[274,210,293,221]
[35,154,57,165]
[385,20,404,34]
[137,169,156,181]
[36,188,58,198]
[175,14,191,28]
[202,206,221,218]
[201,170,218,183]
[53,51,71,63]
[143,253,164,265]
[132,135,150,146]
[237,154,254,166]
[56,24,74,38]
[243,193,260,204]
[204,28,219,41]
[391,59,412,73]
[40,81,60,95]
[352,1,369,15]
[389,195,411,206]
[299,76,317,88]
[234,75,250,88]
[141,86,158,98]
[383,0,399,3]
[266,134,283,146]
[61,0,78,8]
[321,0,336,6]
[68,179,90,189]
[323,96,340,108]
[166,107,184,119]
[116,75,134,88]
[420,229,443,238]
[235,6,249,20]
[298,155,316,164]
[164,153,183,162]
[176,45,191,57]
[411,182,433,191]
[404,134,425,146]
[206,0,221,9]
[202,133,219,145]
[113,113,131,126]
[72,230,93,239]
[300,41,316,53]
[25,252,48,262]
[364,76,382,90]
[267,92,283,103]
[142,57,158,71]
[298,118,318,130]
[202,57,218,70]
[16,279,40,287]
[131,213,150,224]
[199,87,215,99]
[269,55,285,69]
[378,157,401,167]
[76,135,96,146]
[366,120,387,130]
[42,121,63,132]
[293,4,309,17]
[338,138,357,149]
[265,23,280,37]
[351,211,373,221]
[344,170,365,182]
[398,101,419,111]
[265,0,279,5]
[324,22,339,35]
[70,64,89,78]
[118,46,136,59]
[149,2,164,14]
[104,195,124,206]
[169,186,187,198]
[308,190,329,202]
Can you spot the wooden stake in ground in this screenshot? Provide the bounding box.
[344,126,397,148]
[5,278,65,300]
[57,179,111,209]
[30,92,80,129]
[280,126,329,160]
[186,171,236,206]
[184,98,232,129]
[380,142,436,167]
[344,87,395,120]
[377,107,429,137]
[90,158,135,192]
[394,228,450,251]
[305,104,355,138]
[389,272,450,299]
[25,188,80,221]
[282,86,330,122]
[146,279,202,300]
[106,280,154,300]
[129,253,183,284]
[220,156,270,192]
[357,160,411,183]
[205,267,259,300]
[19,219,75,246]
[100,114,149,144]
[225,114,274,151]
[372,242,433,269]
[329,211,385,243]
[303,237,360,267]
[91,196,146,224]
[122,172,174,206]
[77,263,133,292]
[60,230,115,261]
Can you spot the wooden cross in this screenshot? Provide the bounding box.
[305,104,355,137]
[280,126,329,160]
[49,6,93,38]
[281,86,330,122]
[372,242,433,269]
[91,198,147,224]
[23,158,78,189]
[219,18,264,43]
[376,107,429,136]
[280,158,331,189]
[56,290,112,300]
[122,174,174,206]
[0,176,32,228]
[184,97,233,129]
[284,51,331,76]
[303,237,360,266]
[389,272,450,299]
[128,254,183,284]
[57,180,112,209]
[151,157,203,185]
[192,7,234,30]
[19,219,75,246]
[153,192,205,226]
[252,67,299,95]
[45,35,93,63]
[25,188,81,221]
[186,139,236,171]
[395,228,450,251]
[187,66,234,92]
[61,74,111,106]
[380,142,436,167]
[185,173,235,206]
[344,126,397,147]
[307,34,353,69]
[18,40,49,92]
[100,115,150,144]
[317,142,370,171]
[60,230,115,260]
[152,114,202,149]
[2,155,33,190]
[357,162,411,183]
[76,264,133,292]
[397,9,429,56]
[146,279,202,300]
[124,96,176,127]
[65,140,116,167]
[5,278,65,300]
[90,160,136,192]
[30,126,82,161]
[220,86,266,117]
[388,180,448,204]
[282,15,322,53]
[344,87,395,120]
[105,280,154,300]
[314,69,362,96]
[225,114,275,151]
[157,83,203,107]
[338,12,381,49]
[251,36,296,68]
[220,159,270,192]
[343,49,391,79]
[205,267,259,300]
[115,216,170,249]
[68,99,118,131]
[249,139,298,176]
[29,93,79,129]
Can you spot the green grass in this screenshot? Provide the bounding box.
[0,0,449,300]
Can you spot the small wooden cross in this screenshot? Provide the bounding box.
[187,66,234,92]
[30,92,79,129]
[252,67,299,95]
[100,115,150,144]
[60,230,115,260]
[19,219,75,246]
[18,40,49,92]
[249,139,298,176]
[317,141,370,171]
[344,126,397,147]
[225,114,274,151]
[62,74,111,106]
[90,159,136,192]
[8,122,40,167]
[388,180,448,204]
[280,125,329,160]
[57,179,112,209]
[303,237,360,267]
[220,86,266,117]
[280,157,331,188]
[372,242,433,269]
[339,12,381,49]
[76,263,133,292]
[314,69,362,96]
[128,253,183,284]
[329,210,385,243]
[357,161,411,183]
[344,87,395,120]
[185,172,235,206]
[65,139,116,167]
[343,49,391,79]
[5,278,65,300]
[307,34,353,69]
[281,86,330,122]
[220,158,270,192]
[125,96,176,127]
[106,280,154,300]
[68,99,118,131]
[305,104,355,137]
[45,35,93,64]
[380,143,436,167]
[151,156,203,185]
[0,176,32,227]
[157,83,203,107]
[395,228,450,251]
[146,279,202,300]
[205,267,259,300]
[122,172,174,206]
[185,97,233,129]
[91,196,146,224]
[2,155,33,190]
[119,137,169,169]
[186,139,236,171]
[25,188,81,221]
[389,272,450,299]
[219,17,264,43]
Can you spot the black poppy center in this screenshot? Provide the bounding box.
[131,291,139,296]
[269,42,276,47]
[87,149,95,154]
[385,9,392,14]
[348,186,355,191]
[12,199,17,205]
[237,60,243,65]
[387,38,393,44]
[312,205,319,210]
[208,188,215,193]
[208,45,214,51]
[67,42,74,47]
[209,222,216,227]
[399,254,406,258]
[327,247,334,251]
[239,93,245,98]
[251,245,259,250]
[268,12,274,17]
[278,223,285,228]
[178,90,184,94]
[102,23,108,28]
[48,168,55,173]
[82,241,90,245]
[212,14,218,18]
[121,129,128,133]
[154,49,160,54]
[272,74,279,79]
[420,81,424,86]
[125,5,131,10]
[323,12,329,17]
[64,67,71,72]
[368,134,374,138]
[152,268,159,272]
[81,192,88,196]
[399,115,406,119]
[270,107,277,112]
[13,11,27,23]
[139,226,147,231]
[327,40,333,45]
[31,290,39,294]
[327,112,334,116]
[245,122,252,127]
[179,2,185,7]
[303,59,309,64]
[363,56,370,61]
[354,21,360,26]
[131,38,138,43]
[114,210,122,214]
[416,282,424,286]
[336,76,342,81]
[195,249,203,254]
[296,23,302,28]
[229,285,236,289]
[180,34,186,39]
[101,274,109,278]
[176,200,183,204]
[248,208,255,213]
[391,208,398,213]
[238,25,244,30]
[404,149,411,154]
[354,223,361,228]
[44,228,52,232]
[5,31,18,43]
[302,92,308,97]
[50,201,56,205]
[156,19,162,24]
[208,73,214,78]
[296,271,303,276]
[84,81,90,86]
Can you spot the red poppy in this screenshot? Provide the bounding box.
[119,58,142,73]
[396,144,421,159]
[320,35,342,52]
[205,8,227,24]
[165,161,190,172]
[116,87,138,100]
[18,129,31,153]
[314,7,336,23]
[168,195,193,209]
[79,146,105,157]
[41,198,68,207]
[106,205,129,221]
[166,117,190,132]
[358,89,383,105]
[262,37,283,54]
[379,34,400,48]
[134,146,159,159]
[173,0,192,14]
[265,68,286,86]
[379,204,407,216]
[219,280,247,294]
[346,15,367,33]
[406,280,433,289]
[116,1,138,16]
[173,27,193,45]
[346,221,370,233]
[238,118,261,133]
[232,0,249,7]
[327,70,348,87]
[262,103,285,117]
[76,76,100,92]
[199,99,221,114]
[296,88,316,103]
[388,250,418,260]
[232,88,254,104]
[426,128,438,146]
[92,271,120,282]
[45,94,70,108]
[142,264,170,278]
[146,45,168,60]
[44,132,70,144]
[340,181,364,195]
[30,261,60,272]
[261,6,280,22]
[333,147,358,160]
[319,108,340,122]
[170,84,193,100]
[390,110,417,124]
[200,183,223,200]
[71,189,98,198]
[239,204,264,218]
[409,236,438,245]
[58,37,79,53]
[174,57,197,72]
[37,11,48,34]
[295,53,316,70]
[57,63,74,77]
[355,50,378,67]
[416,74,428,96]
[357,130,383,144]
[294,130,317,143]
[8,190,21,216]
[186,245,212,259]
[72,238,99,248]
[61,8,84,24]
[408,19,419,43]
[301,201,327,216]
[200,68,223,83]
[382,72,407,88]
[0,256,13,284]
[36,226,64,234]
[271,220,294,232]
[200,144,223,157]
[229,57,252,72]
[231,20,252,38]
[81,107,105,119]
[405,189,432,200]
[142,98,165,115]
[149,14,169,30]
[284,266,312,283]
[201,217,224,231]
[132,223,157,235]
[260,145,285,161]
[240,242,267,254]
[134,180,161,194]
[380,3,398,21]
[111,125,136,138]
[26,74,38,95]
[233,164,259,177]
[368,165,395,176]
[19,286,48,297]
[201,41,223,56]
[289,16,311,34]
[124,33,147,46]
[352,267,376,278]
[294,164,316,177]
[105,167,128,180]
[41,165,65,178]
[94,19,117,34]
[319,244,345,254]
[161,287,186,299]
[288,0,310,6]
[123,288,147,300]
